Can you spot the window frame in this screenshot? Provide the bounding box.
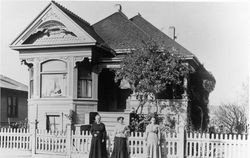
[7,96,18,118]
[46,114,61,132]
[77,78,92,98]
[40,60,68,98]
[29,67,34,98]
[77,60,92,98]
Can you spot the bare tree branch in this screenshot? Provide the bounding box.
[213,103,247,134]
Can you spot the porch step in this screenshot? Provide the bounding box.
[98,112,130,132]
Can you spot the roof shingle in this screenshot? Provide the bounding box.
[130,14,193,56]
[92,10,193,57]
[92,11,151,50]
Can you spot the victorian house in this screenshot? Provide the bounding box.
[10,1,213,131]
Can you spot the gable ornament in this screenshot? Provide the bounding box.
[42,8,60,22]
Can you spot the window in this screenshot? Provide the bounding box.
[29,67,34,98]
[77,59,92,98]
[78,78,92,97]
[46,115,60,132]
[7,96,18,117]
[41,60,67,98]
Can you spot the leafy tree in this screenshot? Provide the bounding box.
[115,42,216,131]
[115,42,192,114]
[213,103,247,134]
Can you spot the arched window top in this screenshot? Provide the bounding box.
[38,20,65,30]
[41,60,67,72]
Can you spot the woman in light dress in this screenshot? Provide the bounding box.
[111,116,130,158]
[145,117,161,158]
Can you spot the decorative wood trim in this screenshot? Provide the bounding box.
[21,58,35,68]
[73,56,91,67]
[37,56,70,63]
[10,2,97,50]
[42,8,60,21]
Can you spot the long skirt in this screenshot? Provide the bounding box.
[146,133,161,158]
[89,137,107,158]
[111,137,129,158]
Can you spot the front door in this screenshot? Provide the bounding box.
[98,68,132,112]
[98,68,118,111]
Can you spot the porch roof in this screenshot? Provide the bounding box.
[0,75,28,92]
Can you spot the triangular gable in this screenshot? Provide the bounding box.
[10,2,97,49]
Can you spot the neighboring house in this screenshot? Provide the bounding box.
[9,1,213,131]
[0,75,28,127]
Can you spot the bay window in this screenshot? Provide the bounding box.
[41,60,67,98]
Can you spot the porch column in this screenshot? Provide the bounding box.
[182,77,188,100]
[92,65,99,101]
[178,76,188,130]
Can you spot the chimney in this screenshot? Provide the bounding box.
[115,4,122,12]
[169,26,177,41]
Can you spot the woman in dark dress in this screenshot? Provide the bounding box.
[111,116,130,158]
[89,114,108,158]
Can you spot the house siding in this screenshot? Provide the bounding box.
[75,103,97,124]
[28,100,73,130]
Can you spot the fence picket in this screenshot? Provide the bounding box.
[0,127,249,158]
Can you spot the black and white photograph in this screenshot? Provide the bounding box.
[0,0,249,157]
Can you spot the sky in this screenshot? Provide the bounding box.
[0,0,249,106]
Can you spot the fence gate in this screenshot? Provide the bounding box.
[36,129,67,155]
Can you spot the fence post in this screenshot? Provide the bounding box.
[66,124,72,158]
[177,125,185,158]
[31,120,38,157]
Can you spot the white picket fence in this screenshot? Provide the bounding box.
[185,132,249,158]
[36,130,67,154]
[0,126,249,158]
[0,128,31,150]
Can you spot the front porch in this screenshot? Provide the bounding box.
[77,98,188,133]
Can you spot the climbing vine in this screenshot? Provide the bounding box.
[187,65,216,131]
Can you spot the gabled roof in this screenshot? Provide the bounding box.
[92,11,151,50]
[0,75,28,92]
[93,11,194,57]
[51,1,106,47]
[10,1,114,55]
[10,1,200,63]
[130,14,193,56]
